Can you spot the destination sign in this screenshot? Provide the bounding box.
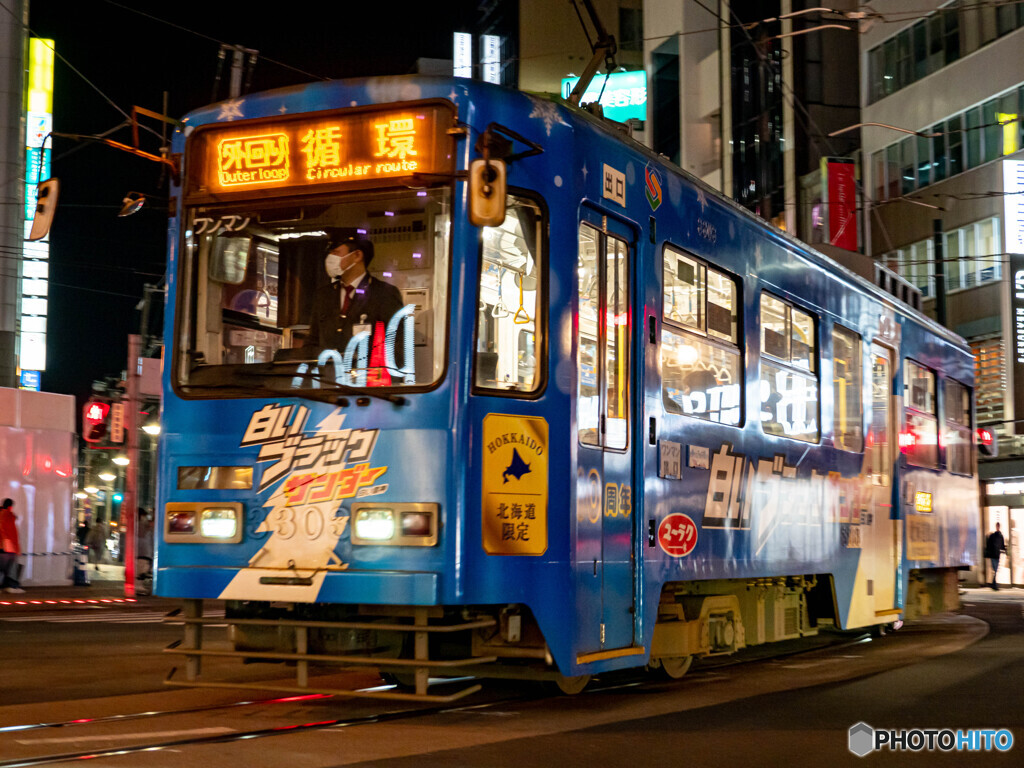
[185,103,455,200]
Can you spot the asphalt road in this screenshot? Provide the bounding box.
[0,588,1019,767]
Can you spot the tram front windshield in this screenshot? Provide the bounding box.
[179,188,450,397]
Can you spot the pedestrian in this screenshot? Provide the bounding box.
[984,522,1006,590]
[0,498,25,593]
[136,508,154,594]
[85,518,109,568]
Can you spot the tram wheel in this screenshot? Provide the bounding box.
[656,655,693,680]
[551,674,591,695]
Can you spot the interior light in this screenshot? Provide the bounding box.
[675,344,700,366]
[354,508,395,541]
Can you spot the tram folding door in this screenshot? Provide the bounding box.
[575,210,636,655]
[868,344,899,616]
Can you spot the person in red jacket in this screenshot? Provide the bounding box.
[0,498,24,593]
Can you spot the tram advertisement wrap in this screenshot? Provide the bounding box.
[481,414,548,555]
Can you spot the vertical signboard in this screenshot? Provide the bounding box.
[21,38,54,374]
[1004,160,1024,433]
[481,34,501,84]
[453,32,472,78]
[823,157,858,251]
[481,414,548,555]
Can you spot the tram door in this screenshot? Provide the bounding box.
[575,214,636,654]
[867,344,899,614]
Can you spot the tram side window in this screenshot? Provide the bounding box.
[944,378,972,476]
[832,326,864,452]
[660,248,741,425]
[759,293,819,442]
[903,360,938,468]
[473,196,543,393]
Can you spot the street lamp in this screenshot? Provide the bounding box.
[98,471,116,482]
[112,454,130,466]
[84,485,99,494]
[828,122,941,139]
[142,421,161,436]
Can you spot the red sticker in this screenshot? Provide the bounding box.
[658,513,698,557]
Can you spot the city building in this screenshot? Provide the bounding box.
[859,0,1024,585]
[642,0,861,245]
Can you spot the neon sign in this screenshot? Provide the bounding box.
[187,104,454,200]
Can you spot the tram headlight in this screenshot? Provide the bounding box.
[354,508,395,541]
[164,502,243,543]
[351,503,439,546]
[200,507,239,538]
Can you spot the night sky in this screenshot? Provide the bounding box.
[25,0,478,405]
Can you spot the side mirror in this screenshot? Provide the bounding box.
[27,178,60,241]
[468,158,507,228]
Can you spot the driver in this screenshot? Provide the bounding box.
[306,234,406,371]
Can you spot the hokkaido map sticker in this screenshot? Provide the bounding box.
[481,414,548,555]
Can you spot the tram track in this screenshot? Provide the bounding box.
[0,628,876,767]
[0,680,538,768]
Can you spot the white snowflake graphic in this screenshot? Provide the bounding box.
[696,188,709,213]
[218,99,245,121]
[527,96,568,137]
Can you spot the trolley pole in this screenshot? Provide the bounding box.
[120,333,142,597]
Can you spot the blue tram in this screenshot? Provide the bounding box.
[155,74,978,698]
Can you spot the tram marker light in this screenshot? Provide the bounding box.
[168,511,196,534]
[400,510,432,537]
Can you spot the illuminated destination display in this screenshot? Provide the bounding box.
[186,104,454,199]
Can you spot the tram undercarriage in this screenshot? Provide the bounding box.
[163,568,962,701]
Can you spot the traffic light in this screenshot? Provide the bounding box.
[82,399,110,443]
[27,178,60,241]
[977,427,998,458]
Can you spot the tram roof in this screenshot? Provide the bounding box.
[177,75,970,355]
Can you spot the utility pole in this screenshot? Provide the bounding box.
[120,334,142,597]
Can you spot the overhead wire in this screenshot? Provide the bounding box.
[100,0,331,83]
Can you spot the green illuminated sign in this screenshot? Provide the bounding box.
[561,70,647,122]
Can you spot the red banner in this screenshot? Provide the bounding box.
[826,159,858,251]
